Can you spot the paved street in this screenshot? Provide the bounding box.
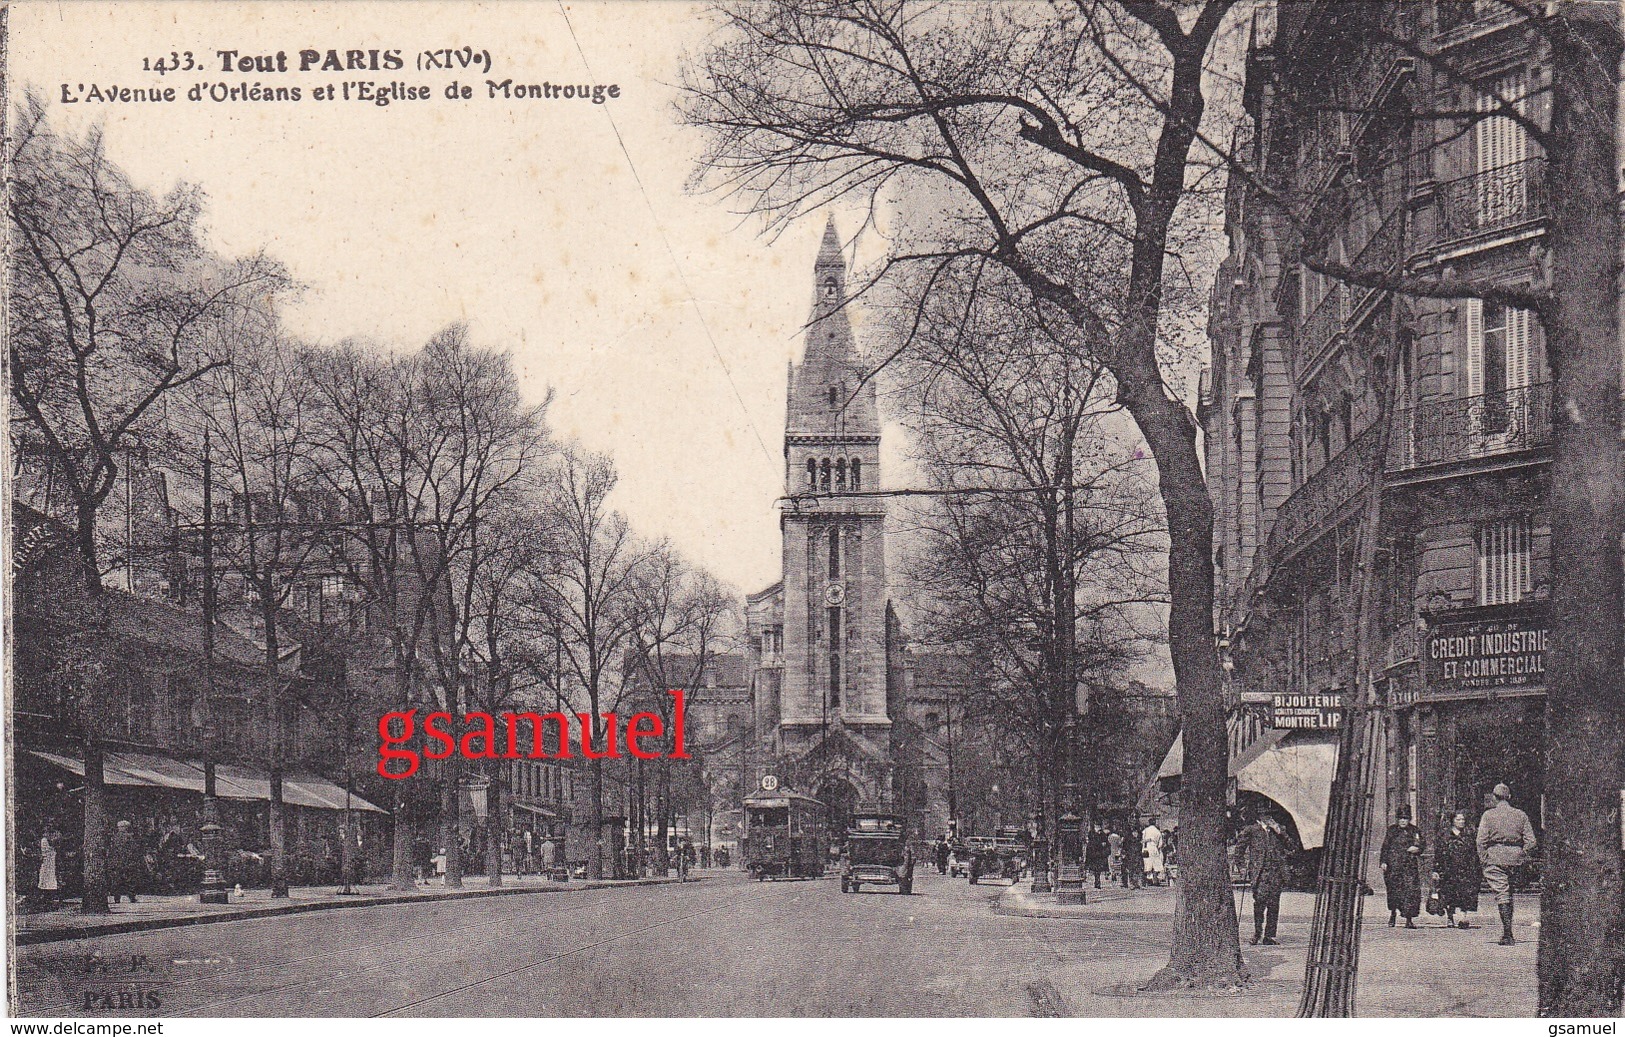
[12,870,1537,1018]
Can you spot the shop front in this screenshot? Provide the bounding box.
[1394,604,1548,882]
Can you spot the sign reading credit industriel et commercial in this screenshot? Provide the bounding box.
[1270,693,1343,730]
[1426,611,1549,693]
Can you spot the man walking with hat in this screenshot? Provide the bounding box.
[1236,806,1289,945]
[1476,782,1536,946]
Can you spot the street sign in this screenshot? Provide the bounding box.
[760,774,779,791]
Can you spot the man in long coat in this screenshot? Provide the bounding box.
[1236,808,1288,945]
[1380,804,1425,928]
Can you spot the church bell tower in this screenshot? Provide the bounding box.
[774,217,892,803]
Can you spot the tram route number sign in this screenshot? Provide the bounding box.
[1269,693,1342,730]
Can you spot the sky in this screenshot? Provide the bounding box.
[11,0,911,597]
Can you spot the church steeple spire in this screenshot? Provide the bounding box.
[787,216,877,435]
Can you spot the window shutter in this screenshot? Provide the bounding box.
[1466,299,1485,397]
[1507,306,1531,389]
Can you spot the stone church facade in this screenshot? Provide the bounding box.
[743,219,900,825]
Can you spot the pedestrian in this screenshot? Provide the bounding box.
[1107,828,1125,886]
[540,835,559,880]
[1085,820,1110,889]
[1433,810,1481,930]
[110,819,141,904]
[934,837,950,875]
[1141,817,1165,886]
[1380,804,1424,928]
[1476,782,1536,946]
[1235,807,1288,945]
[36,823,60,905]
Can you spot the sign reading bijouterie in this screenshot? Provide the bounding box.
[1426,610,1549,693]
[1270,693,1343,730]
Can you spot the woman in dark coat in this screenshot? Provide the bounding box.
[1380,805,1425,928]
[1085,821,1111,889]
[1433,810,1481,929]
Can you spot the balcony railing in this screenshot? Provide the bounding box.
[1266,383,1553,559]
[1395,381,1552,469]
[1298,281,1347,367]
[1435,157,1549,245]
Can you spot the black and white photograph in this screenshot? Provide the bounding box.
[3,0,1622,1022]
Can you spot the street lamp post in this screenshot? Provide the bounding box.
[198,431,228,905]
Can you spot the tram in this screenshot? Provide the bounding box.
[743,785,829,880]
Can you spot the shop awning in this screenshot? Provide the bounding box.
[1235,732,1339,850]
[1150,726,1338,849]
[28,750,385,813]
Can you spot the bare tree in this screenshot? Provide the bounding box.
[7,99,285,912]
[186,331,324,898]
[681,0,1249,985]
[524,444,651,880]
[890,265,1166,844]
[626,543,739,871]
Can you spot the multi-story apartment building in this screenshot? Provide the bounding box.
[1205,1,1570,877]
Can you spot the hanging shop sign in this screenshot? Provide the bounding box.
[1269,692,1343,730]
[1426,609,1548,695]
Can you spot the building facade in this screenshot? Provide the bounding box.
[1205,1,1572,876]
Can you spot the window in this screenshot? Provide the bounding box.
[1466,299,1531,397]
[829,527,841,579]
[1478,516,1532,605]
[828,385,839,407]
[1474,70,1530,224]
[850,458,862,490]
[819,459,831,491]
[835,458,847,491]
[322,574,348,600]
[807,458,817,489]
[827,606,841,651]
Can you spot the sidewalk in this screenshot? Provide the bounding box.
[1000,883,1541,1017]
[15,872,704,946]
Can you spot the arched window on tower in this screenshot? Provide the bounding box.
[828,385,838,408]
[807,458,817,489]
[819,458,831,491]
[829,527,841,579]
[835,458,847,492]
[850,458,862,490]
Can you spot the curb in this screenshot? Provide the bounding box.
[15,876,700,946]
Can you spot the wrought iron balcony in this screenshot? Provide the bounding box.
[1434,158,1549,245]
[1394,382,1552,469]
[1298,281,1347,367]
[1265,383,1552,560]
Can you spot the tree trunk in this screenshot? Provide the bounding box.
[486,775,504,887]
[443,757,464,888]
[264,593,288,898]
[387,650,416,892]
[1128,386,1242,989]
[589,754,604,881]
[657,760,672,874]
[1536,8,1624,1015]
[80,735,110,914]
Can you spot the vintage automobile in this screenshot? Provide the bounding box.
[968,827,1029,884]
[743,787,829,880]
[840,810,914,894]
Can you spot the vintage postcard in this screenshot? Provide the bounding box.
[5,0,1622,1024]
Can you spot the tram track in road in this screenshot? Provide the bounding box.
[23,890,627,1020]
[373,884,778,1016]
[167,878,763,1017]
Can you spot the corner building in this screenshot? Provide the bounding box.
[1202,1,1602,880]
